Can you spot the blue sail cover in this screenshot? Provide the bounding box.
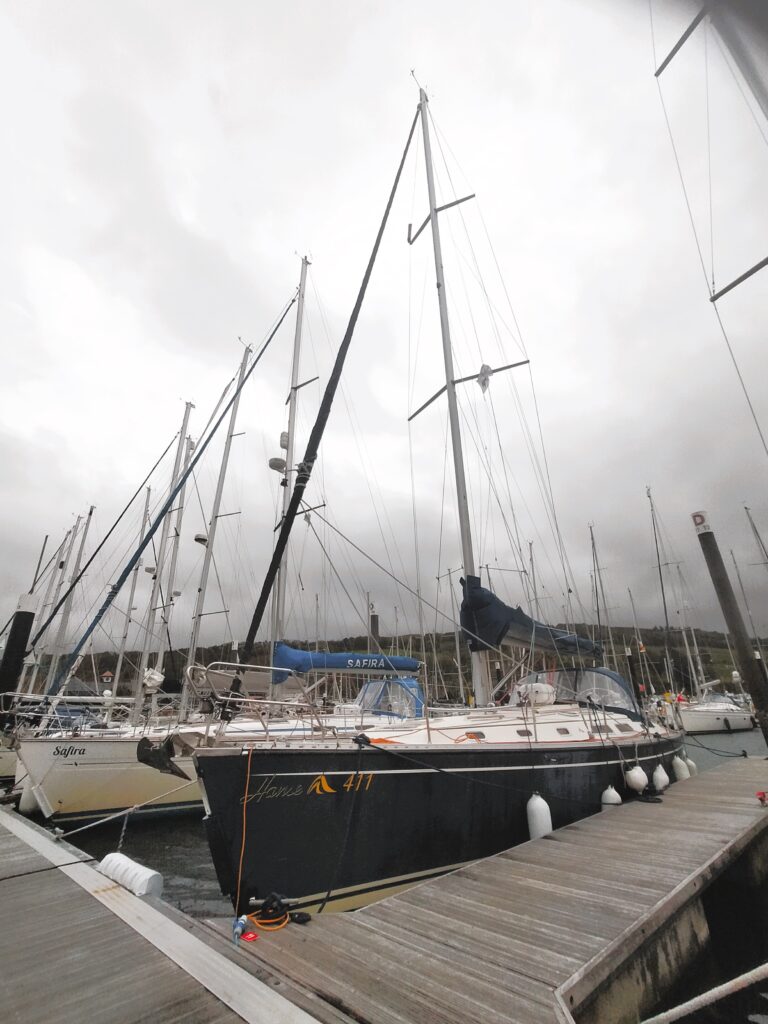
[272,641,421,684]
[460,575,602,658]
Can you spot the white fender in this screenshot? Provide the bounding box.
[601,785,622,811]
[652,764,670,792]
[98,852,163,897]
[684,756,698,776]
[624,765,649,793]
[671,755,690,782]
[527,792,553,840]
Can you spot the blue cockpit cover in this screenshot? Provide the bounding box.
[460,575,602,658]
[272,641,421,683]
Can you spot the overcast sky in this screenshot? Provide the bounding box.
[1,0,767,661]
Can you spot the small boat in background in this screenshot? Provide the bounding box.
[674,693,756,734]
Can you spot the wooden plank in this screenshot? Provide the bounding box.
[541,826,732,864]
[496,845,672,896]
[166,909,352,1024]
[319,915,550,1024]
[420,878,639,947]
[340,903,556,1008]
[0,830,53,878]
[249,924,446,1024]
[416,868,645,924]
[0,871,237,1024]
[466,847,671,899]
[400,872,632,938]
[0,808,316,1024]
[381,887,583,985]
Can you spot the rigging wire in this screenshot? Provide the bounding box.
[47,293,298,693]
[29,433,178,650]
[240,110,421,659]
[308,270,417,628]
[649,3,768,465]
[307,503,580,674]
[428,106,588,622]
[705,22,715,291]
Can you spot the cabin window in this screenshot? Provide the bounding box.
[615,723,634,733]
[593,723,611,732]
[556,727,570,735]
[517,728,532,737]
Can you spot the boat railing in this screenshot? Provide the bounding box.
[184,663,332,740]
[3,690,139,736]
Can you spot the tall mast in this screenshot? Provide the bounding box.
[589,526,602,656]
[674,566,699,697]
[23,532,70,692]
[135,402,193,705]
[418,89,489,706]
[448,570,466,704]
[45,507,94,692]
[628,587,653,695]
[154,434,194,679]
[676,567,707,690]
[44,514,83,690]
[529,542,540,620]
[730,548,766,668]
[113,487,151,692]
[647,487,674,689]
[29,535,49,594]
[590,524,616,670]
[43,525,79,683]
[16,534,48,689]
[272,256,310,654]
[745,506,768,577]
[187,346,251,674]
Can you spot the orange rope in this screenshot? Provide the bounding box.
[234,745,254,916]
[246,911,289,932]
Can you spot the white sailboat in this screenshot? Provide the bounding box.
[11,258,437,823]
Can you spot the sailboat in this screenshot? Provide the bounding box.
[193,90,685,915]
[10,261,435,824]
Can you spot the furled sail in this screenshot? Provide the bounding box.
[272,641,420,683]
[460,575,601,657]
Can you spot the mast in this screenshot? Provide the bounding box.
[187,347,251,674]
[113,487,151,692]
[418,88,489,706]
[25,531,71,692]
[730,548,766,668]
[674,566,699,697]
[271,256,310,655]
[589,527,602,657]
[529,542,540,620]
[448,569,467,704]
[745,506,768,577]
[675,567,707,691]
[647,487,674,689]
[29,535,49,594]
[154,434,194,680]
[627,587,653,696]
[590,525,617,671]
[135,402,193,707]
[45,510,93,691]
